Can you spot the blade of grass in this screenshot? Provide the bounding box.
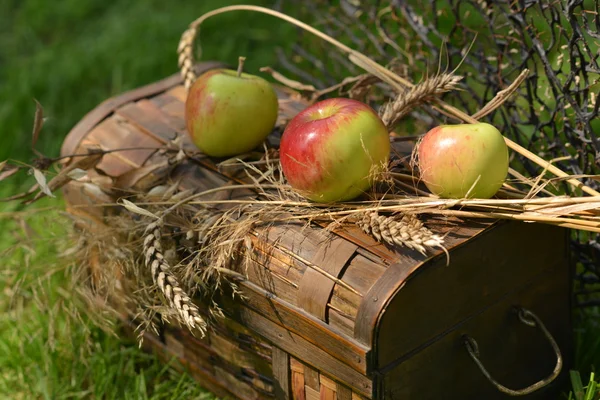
[584,372,597,400]
[570,370,585,400]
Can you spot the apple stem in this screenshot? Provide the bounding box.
[237,56,246,78]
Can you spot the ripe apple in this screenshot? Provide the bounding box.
[279,98,390,203]
[417,123,509,199]
[185,67,279,157]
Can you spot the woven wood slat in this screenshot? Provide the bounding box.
[291,358,306,400]
[297,236,358,321]
[273,347,291,400]
[336,383,353,400]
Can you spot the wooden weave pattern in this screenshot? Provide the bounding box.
[289,357,365,400]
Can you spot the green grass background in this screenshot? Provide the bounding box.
[1,0,599,398]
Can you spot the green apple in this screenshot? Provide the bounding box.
[185,67,279,157]
[417,123,509,199]
[279,98,390,203]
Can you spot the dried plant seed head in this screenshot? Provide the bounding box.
[381,73,463,131]
[142,219,207,335]
[178,27,198,90]
[357,211,446,257]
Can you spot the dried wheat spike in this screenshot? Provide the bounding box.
[177,26,198,90]
[357,211,445,255]
[143,220,207,335]
[380,73,462,131]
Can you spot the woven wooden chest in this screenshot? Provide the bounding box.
[60,63,573,399]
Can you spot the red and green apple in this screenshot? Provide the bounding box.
[417,122,509,199]
[185,68,279,157]
[279,98,390,203]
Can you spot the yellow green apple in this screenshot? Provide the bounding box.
[417,123,509,199]
[185,68,279,157]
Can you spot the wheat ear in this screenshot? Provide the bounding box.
[357,211,447,258]
[380,73,462,131]
[177,26,198,90]
[143,220,207,335]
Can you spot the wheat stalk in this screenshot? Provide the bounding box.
[380,73,463,131]
[357,211,447,257]
[143,220,207,335]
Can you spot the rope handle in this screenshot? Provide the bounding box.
[462,307,563,396]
